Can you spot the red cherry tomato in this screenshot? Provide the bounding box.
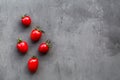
[21,15,31,26]
[30,27,44,42]
[28,56,39,73]
[38,40,51,54]
[16,38,28,54]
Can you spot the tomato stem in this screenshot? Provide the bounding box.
[21,14,28,19]
[46,40,52,48]
[41,30,45,33]
[34,26,45,33]
[32,56,37,58]
[24,14,27,16]
[17,38,22,43]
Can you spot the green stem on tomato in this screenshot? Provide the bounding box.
[32,56,37,58]
[34,26,45,33]
[21,14,27,19]
[46,40,52,48]
[17,38,22,43]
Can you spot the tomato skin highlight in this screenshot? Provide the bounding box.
[28,57,39,73]
[38,42,49,54]
[30,29,42,42]
[17,41,28,54]
[21,15,31,26]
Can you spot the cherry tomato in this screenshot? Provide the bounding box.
[30,27,44,42]
[21,14,31,26]
[38,40,51,54]
[28,56,39,73]
[16,38,28,54]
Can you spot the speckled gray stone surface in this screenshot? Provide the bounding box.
[0,0,120,80]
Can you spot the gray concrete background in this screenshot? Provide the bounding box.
[0,0,120,80]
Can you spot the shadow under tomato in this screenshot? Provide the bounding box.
[17,49,27,56]
[37,51,48,56]
[31,40,40,44]
[25,65,35,75]
[19,21,30,29]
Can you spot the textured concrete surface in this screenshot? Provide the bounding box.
[0,0,120,80]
